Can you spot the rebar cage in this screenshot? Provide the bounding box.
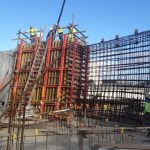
[83,30,150,126]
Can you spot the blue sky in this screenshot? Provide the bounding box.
[0,0,150,50]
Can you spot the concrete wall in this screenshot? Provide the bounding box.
[0,51,14,110]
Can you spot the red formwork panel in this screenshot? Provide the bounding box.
[10,35,89,112]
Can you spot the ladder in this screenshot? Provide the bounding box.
[21,37,47,110]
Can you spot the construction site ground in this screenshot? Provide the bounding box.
[0,117,150,150]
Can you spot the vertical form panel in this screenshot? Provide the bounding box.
[12,39,24,102]
[41,37,52,112]
[56,34,67,110]
[68,39,77,108]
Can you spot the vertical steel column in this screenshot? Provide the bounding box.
[83,46,90,100]
[56,34,67,110]
[12,39,24,101]
[68,39,77,108]
[41,37,52,112]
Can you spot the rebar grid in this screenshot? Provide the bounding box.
[83,30,150,126]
